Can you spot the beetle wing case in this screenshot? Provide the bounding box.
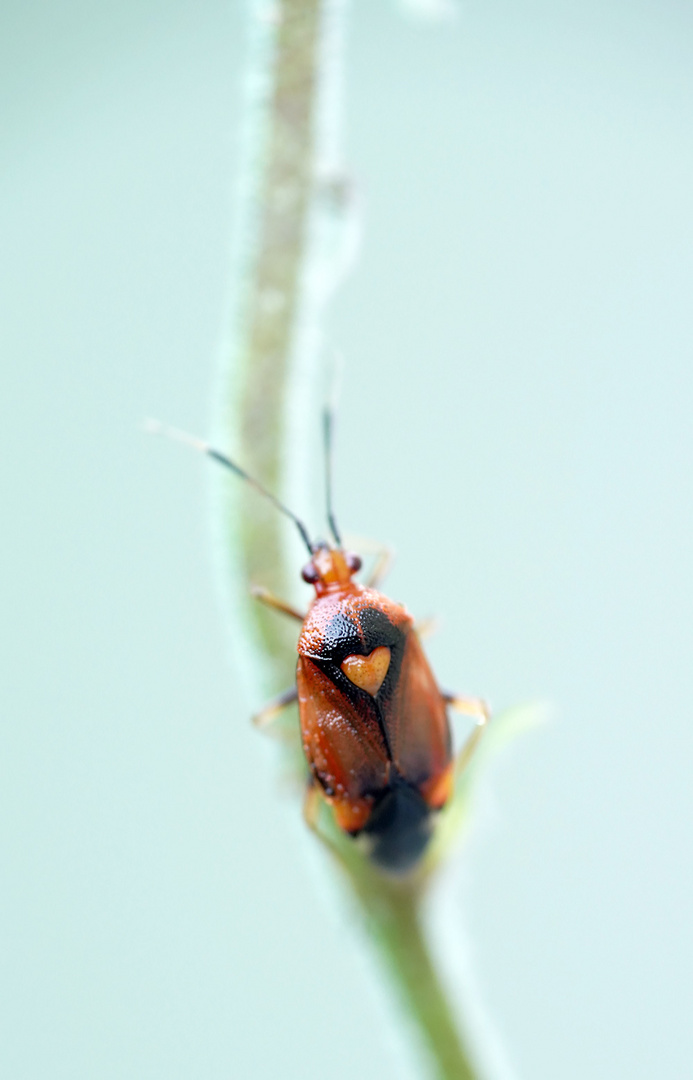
[297,585,453,872]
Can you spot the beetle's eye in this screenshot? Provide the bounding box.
[301,562,319,584]
[346,552,362,573]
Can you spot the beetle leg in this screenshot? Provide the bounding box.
[414,615,439,640]
[302,780,323,829]
[250,584,306,622]
[447,697,491,778]
[365,545,394,589]
[443,693,490,724]
[302,782,357,869]
[302,782,339,851]
[252,685,298,730]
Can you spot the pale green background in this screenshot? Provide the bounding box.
[2,2,692,1078]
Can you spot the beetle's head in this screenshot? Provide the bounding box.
[301,543,362,594]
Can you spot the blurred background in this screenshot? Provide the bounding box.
[2,1,692,1077]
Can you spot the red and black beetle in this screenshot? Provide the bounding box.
[154,415,488,873]
[293,540,457,870]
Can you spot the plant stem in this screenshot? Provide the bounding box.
[217,0,324,699]
[217,3,483,1077]
[321,824,479,1080]
[367,884,478,1080]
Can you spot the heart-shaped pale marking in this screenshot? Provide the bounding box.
[341,646,391,697]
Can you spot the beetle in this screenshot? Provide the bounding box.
[152,414,489,873]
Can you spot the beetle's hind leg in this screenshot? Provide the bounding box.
[444,694,491,777]
[303,780,323,829]
[250,584,306,622]
[302,781,355,868]
[303,781,337,851]
[444,693,489,724]
[252,685,298,730]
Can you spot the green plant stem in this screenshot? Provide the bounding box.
[318,818,479,1080]
[218,3,483,1077]
[366,884,478,1080]
[219,0,324,697]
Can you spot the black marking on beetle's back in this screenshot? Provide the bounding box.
[307,605,405,668]
[357,606,406,707]
[315,610,362,662]
[358,606,403,656]
[304,606,408,758]
[361,776,432,873]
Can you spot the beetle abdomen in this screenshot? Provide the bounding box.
[361,777,432,873]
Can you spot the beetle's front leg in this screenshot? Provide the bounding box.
[250,584,306,623]
[414,615,439,640]
[365,545,394,590]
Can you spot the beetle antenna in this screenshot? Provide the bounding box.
[322,405,342,548]
[145,419,315,555]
